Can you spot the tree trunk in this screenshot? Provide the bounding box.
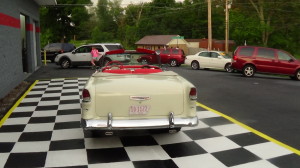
[249,0,271,46]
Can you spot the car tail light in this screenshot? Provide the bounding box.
[60,49,64,53]
[233,55,237,61]
[189,87,197,100]
[82,89,91,102]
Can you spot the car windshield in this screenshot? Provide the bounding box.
[218,52,231,58]
[223,55,231,59]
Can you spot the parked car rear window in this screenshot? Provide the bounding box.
[199,52,210,57]
[77,46,91,53]
[278,51,292,61]
[104,45,124,51]
[161,49,170,54]
[211,52,219,58]
[238,47,255,57]
[172,49,179,54]
[257,48,275,59]
[45,43,61,51]
[155,49,161,54]
[44,43,75,52]
[62,43,75,51]
[94,45,104,52]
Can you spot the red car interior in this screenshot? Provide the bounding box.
[102,65,163,74]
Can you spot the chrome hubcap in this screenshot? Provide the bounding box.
[192,62,198,69]
[63,61,69,68]
[226,65,232,72]
[170,60,176,66]
[244,67,253,76]
[142,60,147,64]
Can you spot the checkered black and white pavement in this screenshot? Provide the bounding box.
[0,78,299,168]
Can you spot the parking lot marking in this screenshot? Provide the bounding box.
[196,102,300,156]
[0,80,39,127]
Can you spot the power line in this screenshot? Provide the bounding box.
[46,4,93,7]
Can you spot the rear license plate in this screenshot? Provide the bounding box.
[129,105,150,115]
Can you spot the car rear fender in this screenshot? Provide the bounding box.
[294,68,300,74]
[243,63,256,71]
[224,62,231,69]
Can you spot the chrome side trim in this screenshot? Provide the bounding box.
[130,96,151,101]
[107,113,112,130]
[82,116,199,130]
[169,112,175,128]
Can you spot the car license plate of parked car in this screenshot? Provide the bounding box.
[129,105,150,115]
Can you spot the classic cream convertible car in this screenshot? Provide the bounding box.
[81,49,198,135]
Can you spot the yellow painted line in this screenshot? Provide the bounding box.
[0,80,39,127]
[197,102,300,156]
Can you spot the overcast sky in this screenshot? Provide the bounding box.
[91,0,183,7]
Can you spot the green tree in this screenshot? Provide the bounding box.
[40,0,91,47]
[119,4,145,48]
[92,0,119,42]
[40,0,300,56]
[236,0,289,46]
[234,0,300,54]
[229,9,261,46]
[266,1,300,55]
[180,0,207,38]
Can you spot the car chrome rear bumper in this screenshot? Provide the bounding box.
[81,112,198,130]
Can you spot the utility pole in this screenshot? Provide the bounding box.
[225,0,229,54]
[225,0,232,54]
[207,0,212,51]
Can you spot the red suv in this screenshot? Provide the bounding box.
[137,48,185,67]
[231,46,300,80]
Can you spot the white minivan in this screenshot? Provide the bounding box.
[55,43,124,69]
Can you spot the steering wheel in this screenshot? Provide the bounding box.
[141,65,160,69]
[105,61,124,69]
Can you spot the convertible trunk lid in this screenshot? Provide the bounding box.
[93,72,184,118]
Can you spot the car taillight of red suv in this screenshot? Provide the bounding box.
[232,55,237,61]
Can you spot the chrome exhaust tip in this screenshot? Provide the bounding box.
[105,131,113,136]
[169,129,177,134]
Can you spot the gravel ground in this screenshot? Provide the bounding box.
[0,81,31,120]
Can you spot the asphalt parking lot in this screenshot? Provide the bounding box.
[0,63,299,168]
[25,63,94,82]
